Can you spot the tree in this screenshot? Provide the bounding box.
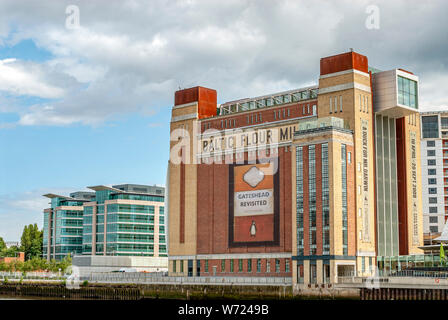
[20,224,43,260]
[0,237,6,252]
[0,245,19,258]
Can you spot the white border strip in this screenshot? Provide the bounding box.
[320,68,370,79]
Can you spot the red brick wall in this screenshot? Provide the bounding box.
[0,252,25,264]
[196,148,292,255]
[198,258,291,277]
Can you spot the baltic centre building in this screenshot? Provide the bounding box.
[167,50,423,285]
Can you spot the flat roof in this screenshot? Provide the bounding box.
[87,185,123,192]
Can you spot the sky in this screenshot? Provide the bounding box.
[0,0,447,241]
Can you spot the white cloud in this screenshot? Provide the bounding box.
[0,0,446,125]
[0,58,65,98]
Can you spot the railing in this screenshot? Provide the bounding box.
[0,271,65,281]
[85,272,291,285]
[337,269,448,284]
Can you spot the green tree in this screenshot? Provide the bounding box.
[0,237,6,252]
[0,245,19,258]
[20,224,43,260]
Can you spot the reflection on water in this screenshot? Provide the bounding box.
[0,295,31,300]
[0,294,64,300]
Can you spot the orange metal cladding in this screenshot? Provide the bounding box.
[320,51,369,75]
[233,163,274,243]
[174,86,217,119]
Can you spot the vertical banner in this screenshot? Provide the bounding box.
[229,162,279,246]
[361,120,370,242]
[410,131,419,245]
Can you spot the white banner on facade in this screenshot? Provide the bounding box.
[234,189,274,216]
[410,131,419,245]
[362,120,370,242]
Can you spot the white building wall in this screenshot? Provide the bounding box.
[421,135,445,234]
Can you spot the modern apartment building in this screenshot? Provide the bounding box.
[167,50,423,285]
[43,184,167,265]
[420,111,448,234]
[81,184,166,258]
[43,192,95,261]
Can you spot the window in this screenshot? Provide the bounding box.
[247,259,252,273]
[428,178,437,185]
[238,259,243,272]
[173,260,176,273]
[430,226,438,233]
[397,75,418,108]
[362,257,365,273]
[427,140,436,147]
[340,95,343,112]
[256,259,261,273]
[427,150,436,157]
[428,169,437,175]
[205,260,209,273]
[347,152,352,164]
[428,159,437,166]
[429,197,438,204]
[275,259,280,273]
[266,260,270,273]
[429,188,437,194]
[422,116,439,138]
[180,260,184,273]
[430,216,438,223]
[329,97,332,114]
[221,260,225,272]
[429,207,438,213]
[442,117,448,129]
[230,260,234,272]
[285,259,290,273]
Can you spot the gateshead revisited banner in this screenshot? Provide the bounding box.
[228,161,280,247]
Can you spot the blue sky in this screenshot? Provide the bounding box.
[0,0,447,241]
[0,38,172,240]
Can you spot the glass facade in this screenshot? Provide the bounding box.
[397,76,418,109]
[296,146,304,256]
[81,190,166,257]
[308,145,317,255]
[375,115,399,256]
[341,145,348,255]
[44,197,85,261]
[422,116,439,139]
[322,143,330,255]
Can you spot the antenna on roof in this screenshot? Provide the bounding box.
[349,48,354,52]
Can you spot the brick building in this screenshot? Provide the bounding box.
[167,50,423,284]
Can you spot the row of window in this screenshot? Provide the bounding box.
[296,143,331,256]
[359,94,369,113]
[207,103,318,131]
[329,95,343,114]
[341,144,348,255]
[173,259,290,274]
[397,75,418,109]
[407,113,418,126]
